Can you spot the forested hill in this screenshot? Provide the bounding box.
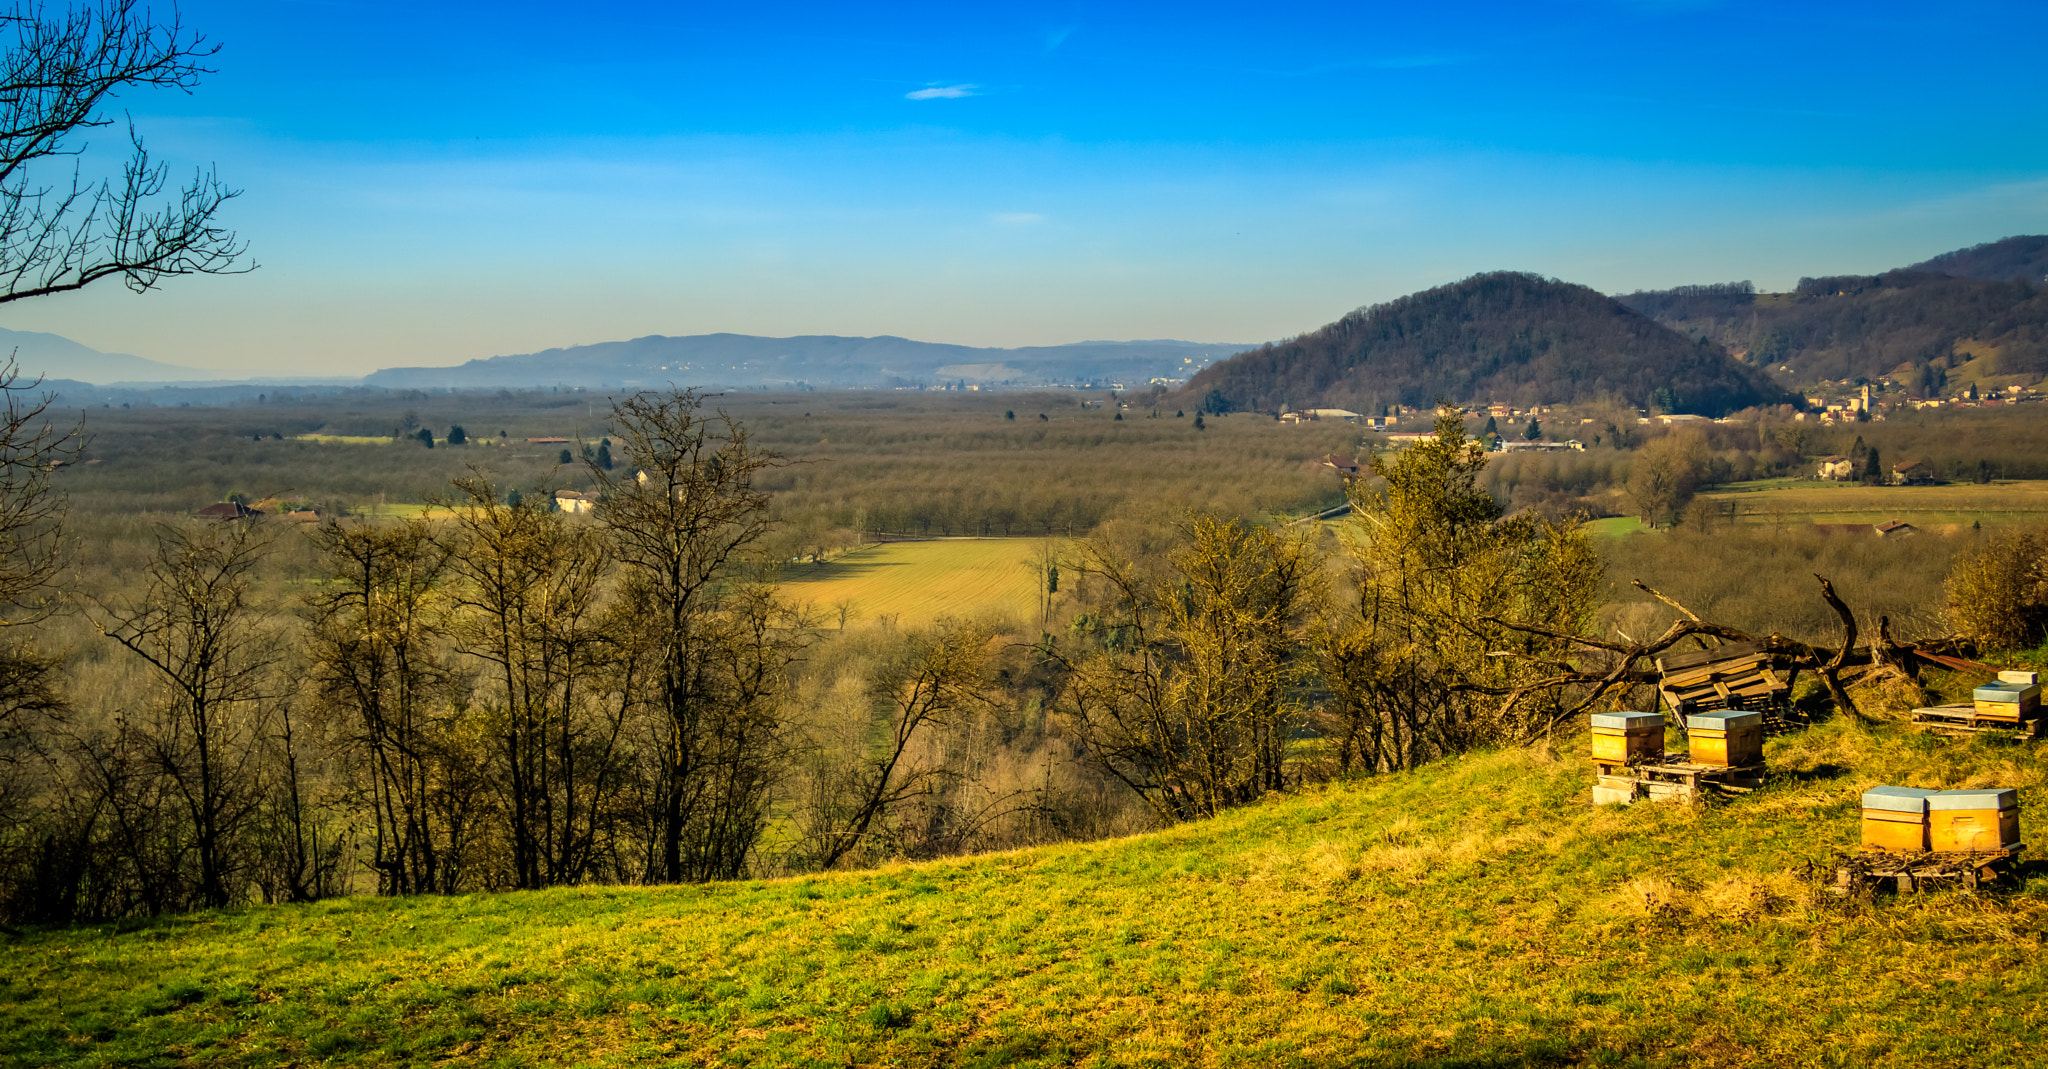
[1909,234,2048,283]
[1181,272,1787,417]
[1617,237,2048,390]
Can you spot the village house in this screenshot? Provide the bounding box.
[1816,455,1854,480]
[1317,453,1362,477]
[1875,519,1917,537]
[554,490,599,514]
[1890,459,1934,485]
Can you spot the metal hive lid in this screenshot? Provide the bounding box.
[1685,710,1763,731]
[1860,786,1938,813]
[1928,789,2019,811]
[1589,712,1663,730]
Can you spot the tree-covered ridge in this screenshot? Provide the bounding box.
[1620,269,2048,386]
[1909,234,2048,284]
[1183,272,1787,417]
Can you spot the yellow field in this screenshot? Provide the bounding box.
[1699,478,2048,527]
[294,433,395,445]
[777,538,1062,628]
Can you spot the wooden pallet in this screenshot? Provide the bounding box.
[1824,848,2023,895]
[1656,641,1798,731]
[1592,753,1766,805]
[1911,705,2042,741]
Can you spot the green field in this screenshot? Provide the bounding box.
[1700,479,2048,528]
[1584,516,1652,537]
[6,718,2046,1067]
[778,538,1062,628]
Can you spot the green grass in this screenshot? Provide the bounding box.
[777,538,1062,628]
[1700,479,2048,529]
[6,719,2048,1067]
[1585,516,1653,537]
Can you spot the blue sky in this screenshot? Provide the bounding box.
[6,0,2046,374]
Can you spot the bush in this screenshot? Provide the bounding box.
[1944,528,2048,651]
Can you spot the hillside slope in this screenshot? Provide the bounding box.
[1911,235,2048,284]
[6,720,2045,1067]
[1184,272,1788,417]
[1619,239,2048,388]
[0,327,212,384]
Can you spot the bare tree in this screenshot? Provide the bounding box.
[305,517,468,895]
[446,475,625,890]
[591,388,794,883]
[91,520,277,909]
[1054,515,1317,822]
[0,1,249,303]
[0,362,73,766]
[798,621,992,870]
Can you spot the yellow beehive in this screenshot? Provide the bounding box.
[1929,789,2021,853]
[1590,712,1663,763]
[1859,786,1937,852]
[1972,682,2039,721]
[1685,710,1763,768]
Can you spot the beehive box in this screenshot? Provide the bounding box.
[1685,710,1764,767]
[1928,789,2021,853]
[1590,712,1664,763]
[1860,786,1938,852]
[2000,670,2041,686]
[1972,682,2040,721]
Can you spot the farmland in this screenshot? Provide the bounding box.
[1697,479,2048,529]
[7,718,2046,1068]
[777,538,1062,629]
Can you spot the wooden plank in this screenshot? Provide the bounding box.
[1657,640,1765,673]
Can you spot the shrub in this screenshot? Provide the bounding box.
[1944,528,2048,650]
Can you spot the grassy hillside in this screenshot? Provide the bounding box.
[777,538,1060,629]
[5,720,2046,1067]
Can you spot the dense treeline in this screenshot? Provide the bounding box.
[54,392,1359,547]
[1181,272,1788,417]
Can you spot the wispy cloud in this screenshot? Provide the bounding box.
[907,84,977,100]
[1045,25,1078,51]
[991,212,1045,226]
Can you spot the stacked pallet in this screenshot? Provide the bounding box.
[1589,710,1766,806]
[1654,641,1794,719]
[1845,785,2025,892]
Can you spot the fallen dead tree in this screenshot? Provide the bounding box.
[1479,574,1970,731]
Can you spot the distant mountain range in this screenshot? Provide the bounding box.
[365,335,1247,391]
[0,327,214,384]
[8,235,2043,405]
[1182,272,1790,418]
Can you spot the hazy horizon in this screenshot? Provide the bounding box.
[2,0,2043,376]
